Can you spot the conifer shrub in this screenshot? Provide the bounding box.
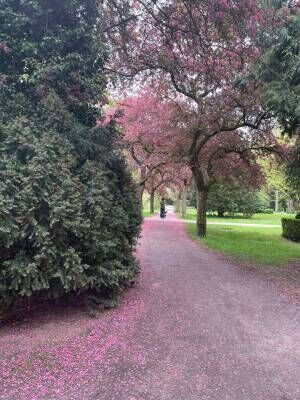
[0,103,142,313]
[0,0,142,314]
[282,219,300,242]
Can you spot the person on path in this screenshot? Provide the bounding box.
[160,198,166,219]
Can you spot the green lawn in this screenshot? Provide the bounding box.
[187,223,300,266]
[182,208,295,226]
[143,209,158,217]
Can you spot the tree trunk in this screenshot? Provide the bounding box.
[190,154,209,236]
[287,199,294,214]
[196,188,208,237]
[150,191,155,214]
[138,167,147,205]
[138,185,145,204]
[175,192,182,213]
[217,209,224,218]
[275,190,279,212]
[181,187,187,218]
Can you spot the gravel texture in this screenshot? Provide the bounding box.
[0,212,299,399]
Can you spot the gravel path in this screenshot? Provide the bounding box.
[0,212,299,400]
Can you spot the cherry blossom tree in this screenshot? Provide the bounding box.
[104,90,188,203]
[104,0,284,236]
[105,88,269,222]
[145,163,191,213]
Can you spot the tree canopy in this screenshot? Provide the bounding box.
[259,8,300,136]
[104,0,284,236]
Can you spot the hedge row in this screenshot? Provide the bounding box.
[0,0,142,314]
[282,218,300,242]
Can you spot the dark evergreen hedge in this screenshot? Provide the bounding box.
[282,218,300,242]
[0,0,142,313]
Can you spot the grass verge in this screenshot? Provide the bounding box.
[182,209,295,226]
[187,223,300,267]
[143,210,158,218]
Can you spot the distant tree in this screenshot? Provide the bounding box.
[260,157,294,211]
[286,143,300,208]
[104,90,193,209]
[257,2,300,213]
[207,183,268,218]
[258,3,300,136]
[145,165,190,214]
